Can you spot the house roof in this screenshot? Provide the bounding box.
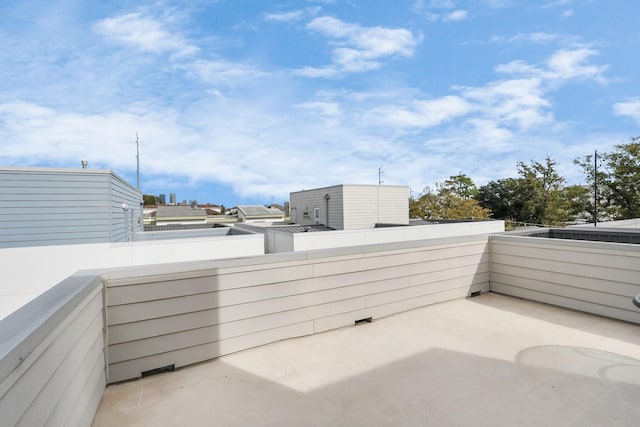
[238,205,284,218]
[156,206,207,218]
[268,225,334,233]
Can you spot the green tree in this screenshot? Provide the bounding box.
[516,156,570,225]
[574,137,640,221]
[475,178,525,222]
[143,194,157,205]
[477,157,581,226]
[410,174,491,220]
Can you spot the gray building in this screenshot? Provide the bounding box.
[289,184,409,230]
[0,166,142,248]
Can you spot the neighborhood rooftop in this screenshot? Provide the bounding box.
[0,168,639,427]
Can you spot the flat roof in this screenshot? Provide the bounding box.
[93,293,640,426]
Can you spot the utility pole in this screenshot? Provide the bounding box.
[136,132,140,190]
[594,150,597,227]
[378,166,384,185]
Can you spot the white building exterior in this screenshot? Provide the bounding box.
[289,184,409,230]
[237,206,285,223]
[0,166,142,248]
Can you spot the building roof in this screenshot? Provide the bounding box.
[238,205,284,218]
[92,293,640,426]
[268,224,334,233]
[156,206,207,218]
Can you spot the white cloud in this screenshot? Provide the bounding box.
[545,48,607,82]
[613,99,640,123]
[495,47,607,84]
[264,10,306,22]
[296,101,343,125]
[299,16,418,76]
[264,7,320,22]
[183,59,268,86]
[94,13,198,57]
[492,32,562,45]
[563,10,574,17]
[460,78,551,130]
[444,10,468,21]
[367,96,473,128]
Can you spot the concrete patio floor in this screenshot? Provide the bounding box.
[92,293,640,426]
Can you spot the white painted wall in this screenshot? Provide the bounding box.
[0,272,106,427]
[265,221,504,253]
[289,184,409,230]
[490,231,640,324]
[343,185,409,229]
[571,218,640,229]
[0,234,265,320]
[103,235,491,383]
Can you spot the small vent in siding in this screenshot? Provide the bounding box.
[355,317,372,325]
[141,364,175,378]
[469,290,482,298]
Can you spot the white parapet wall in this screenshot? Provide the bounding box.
[103,235,491,383]
[490,231,640,324]
[266,221,504,253]
[0,272,106,427]
[0,233,265,320]
[571,218,640,229]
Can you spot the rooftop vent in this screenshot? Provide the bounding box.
[355,317,372,325]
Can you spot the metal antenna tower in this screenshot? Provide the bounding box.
[135,132,140,190]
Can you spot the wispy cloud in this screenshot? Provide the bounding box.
[412,0,468,22]
[491,32,563,45]
[613,99,640,124]
[545,48,607,82]
[496,47,607,83]
[443,10,468,21]
[367,96,473,128]
[264,7,320,22]
[182,59,268,86]
[297,16,419,76]
[94,12,198,57]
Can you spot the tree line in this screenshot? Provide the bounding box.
[410,137,640,226]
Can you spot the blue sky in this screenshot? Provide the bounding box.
[1,1,639,206]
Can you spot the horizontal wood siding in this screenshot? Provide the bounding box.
[104,236,490,382]
[290,186,344,229]
[108,173,142,243]
[343,185,408,230]
[0,168,140,248]
[377,185,409,225]
[490,234,640,324]
[0,273,106,427]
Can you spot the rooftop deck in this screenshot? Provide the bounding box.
[92,293,640,426]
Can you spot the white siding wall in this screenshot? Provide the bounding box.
[0,273,106,427]
[571,218,640,229]
[290,185,344,229]
[290,185,409,231]
[376,185,410,225]
[0,167,142,248]
[108,173,143,242]
[490,233,640,324]
[343,185,408,230]
[0,234,265,320]
[287,221,503,252]
[103,235,490,383]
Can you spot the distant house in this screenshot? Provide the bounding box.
[289,184,409,230]
[155,205,207,225]
[237,205,285,223]
[0,166,142,248]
